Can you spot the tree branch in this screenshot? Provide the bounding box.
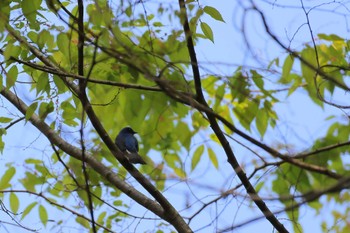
[251,2,350,92]
[76,0,96,231]
[177,1,288,232]
[0,86,167,223]
[3,22,192,233]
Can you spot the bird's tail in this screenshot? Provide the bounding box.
[128,152,147,164]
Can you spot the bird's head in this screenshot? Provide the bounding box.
[121,127,137,135]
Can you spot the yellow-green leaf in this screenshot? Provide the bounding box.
[281,55,294,84]
[25,102,38,120]
[9,192,19,213]
[57,33,70,58]
[200,22,214,43]
[97,211,106,224]
[76,216,90,229]
[21,202,37,220]
[21,0,41,28]
[0,117,12,123]
[256,108,268,137]
[0,167,16,189]
[203,6,225,22]
[207,148,218,169]
[6,66,18,89]
[174,167,186,178]
[39,205,48,226]
[191,145,204,171]
[3,43,21,60]
[39,101,54,120]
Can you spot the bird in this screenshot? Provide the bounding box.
[115,127,146,164]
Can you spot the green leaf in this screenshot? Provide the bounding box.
[203,6,225,22]
[53,75,67,93]
[255,181,265,193]
[153,22,163,27]
[213,84,226,110]
[57,33,70,58]
[27,31,38,43]
[176,122,192,150]
[36,72,50,95]
[38,205,48,226]
[25,158,43,164]
[0,128,6,136]
[6,66,18,89]
[191,145,204,171]
[281,55,294,84]
[20,171,44,192]
[61,101,79,126]
[318,33,344,41]
[76,216,90,229]
[21,202,37,220]
[3,43,21,61]
[251,70,264,90]
[97,211,106,224]
[25,102,38,120]
[0,167,16,189]
[39,101,54,120]
[0,117,13,123]
[9,192,19,213]
[287,74,302,96]
[300,47,323,107]
[21,0,42,29]
[173,167,186,178]
[0,1,10,31]
[256,108,268,137]
[207,148,218,169]
[38,30,55,50]
[200,22,214,43]
[0,135,4,153]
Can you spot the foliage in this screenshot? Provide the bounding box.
[0,0,349,232]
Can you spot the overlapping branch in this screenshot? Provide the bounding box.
[2,15,192,233]
[177,0,288,232]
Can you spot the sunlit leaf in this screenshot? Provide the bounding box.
[3,43,21,61]
[9,192,19,213]
[0,167,15,190]
[25,102,38,121]
[76,216,90,229]
[97,211,106,224]
[200,22,214,43]
[281,55,294,84]
[318,33,344,41]
[256,108,268,137]
[213,83,226,110]
[39,101,54,120]
[6,66,18,89]
[174,167,186,178]
[207,148,218,169]
[39,205,48,226]
[21,202,37,220]
[36,72,50,95]
[191,145,204,171]
[0,117,12,123]
[203,6,225,22]
[21,0,42,29]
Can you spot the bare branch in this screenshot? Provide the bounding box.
[177,1,288,232]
